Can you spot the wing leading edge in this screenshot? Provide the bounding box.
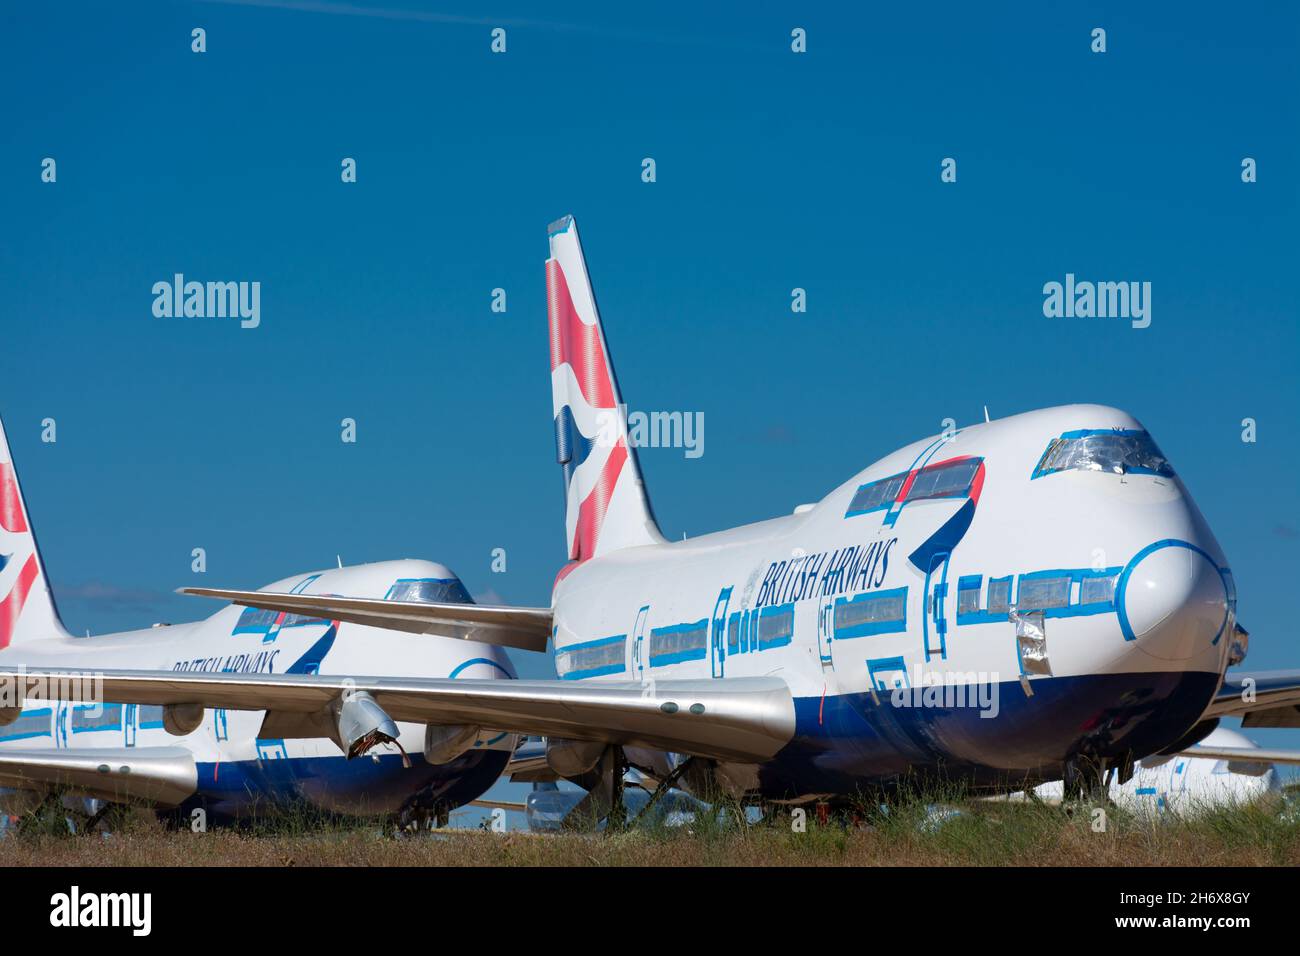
[1202,670,1300,727]
[0,747,197,806]
[0,668,796,764]
[178,586,552,653]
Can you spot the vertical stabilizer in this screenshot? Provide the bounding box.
[0,416,69,647]
[547,216,664,563]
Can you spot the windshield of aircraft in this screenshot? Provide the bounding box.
[385,578,473,605]
[1032,430,1173,479]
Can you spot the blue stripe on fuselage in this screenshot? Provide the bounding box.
[185,747,509,823]
[752,670,1219,799]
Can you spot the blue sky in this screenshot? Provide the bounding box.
[1,2,1297,811]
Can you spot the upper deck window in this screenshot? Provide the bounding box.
[234,606,323,632]
[846,473,907,516]
[1032,429,1173,480]
[905,457,982,502]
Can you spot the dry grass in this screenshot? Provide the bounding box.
[3,796,1297,866]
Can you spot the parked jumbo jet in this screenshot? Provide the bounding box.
[1026,726,1296,813]
[0,424,517,827]
[7,217,1300,824]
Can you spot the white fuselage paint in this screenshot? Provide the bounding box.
[554,405,1236,798]
[0,559,515,820]
[1032,728,1284,813]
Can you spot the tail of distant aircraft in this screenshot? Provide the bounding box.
[0,415,69,648]
[547,215,664,564]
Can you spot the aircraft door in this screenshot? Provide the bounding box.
[632,605,650,680]
[54,701,70,749]
[711,587,733,678]
[817,596,835,670]
[124,703,138,747]
[923,552,951,662]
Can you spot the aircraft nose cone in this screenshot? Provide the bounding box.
[1118,542,1229,662]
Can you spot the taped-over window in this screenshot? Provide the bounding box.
[71,703,122,734]
[727,613,741,651]
[649,620,709,666]
[0,709,51,742]
[833,588,907,638]
[847,473,907,515]
[1017,576,1071,610]
[758,604,796,648]
[1080,574,1117,606]
[556,635,626,679]
[905,457,981,502]
[957,579,982,616]
[1032,430,1173,479]
[988,577,1012,615]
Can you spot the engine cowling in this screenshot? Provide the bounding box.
[423,724,481,765]
[334,690,404,761]
[162,702,204,736]
[546,738,605,778]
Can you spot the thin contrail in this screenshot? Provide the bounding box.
[192,0,763,48]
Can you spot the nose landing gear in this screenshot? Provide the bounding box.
[1062,749,1134,802]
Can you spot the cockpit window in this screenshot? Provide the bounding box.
[385,578,473,605]
[1031,429,1173,480]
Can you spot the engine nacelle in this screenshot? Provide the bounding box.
[546,738,605,778]
[423,724,481,765]
[334,690,404,761]
[162,702,204,737]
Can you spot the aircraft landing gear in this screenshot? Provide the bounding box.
[1062,753,1110,804]
[562,745,627,833]
[627,756,697,828]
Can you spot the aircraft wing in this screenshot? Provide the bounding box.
[1178,743,1300,766]
[0,746,197,807]
[465,797,528,812]
[0,668,795,764]
[179,586,552,653]
[1201,670,1300,727]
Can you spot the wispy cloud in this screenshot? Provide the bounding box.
[57,580,164,612]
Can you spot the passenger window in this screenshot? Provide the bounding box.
[1080,575,1117,606]
[987,577,1011,615]
[957,578,981,615]
[1017,576,1071,610]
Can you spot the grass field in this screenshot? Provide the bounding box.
[4,796,1298,866]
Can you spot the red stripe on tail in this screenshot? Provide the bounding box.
[0,463,28,533]
[570,439,629,561]
[547,259,617,410]
[0,554,40,650]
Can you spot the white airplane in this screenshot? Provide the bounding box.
[0,423,519,827]
[1025,726,1295,813]
[7,216,1300,824]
